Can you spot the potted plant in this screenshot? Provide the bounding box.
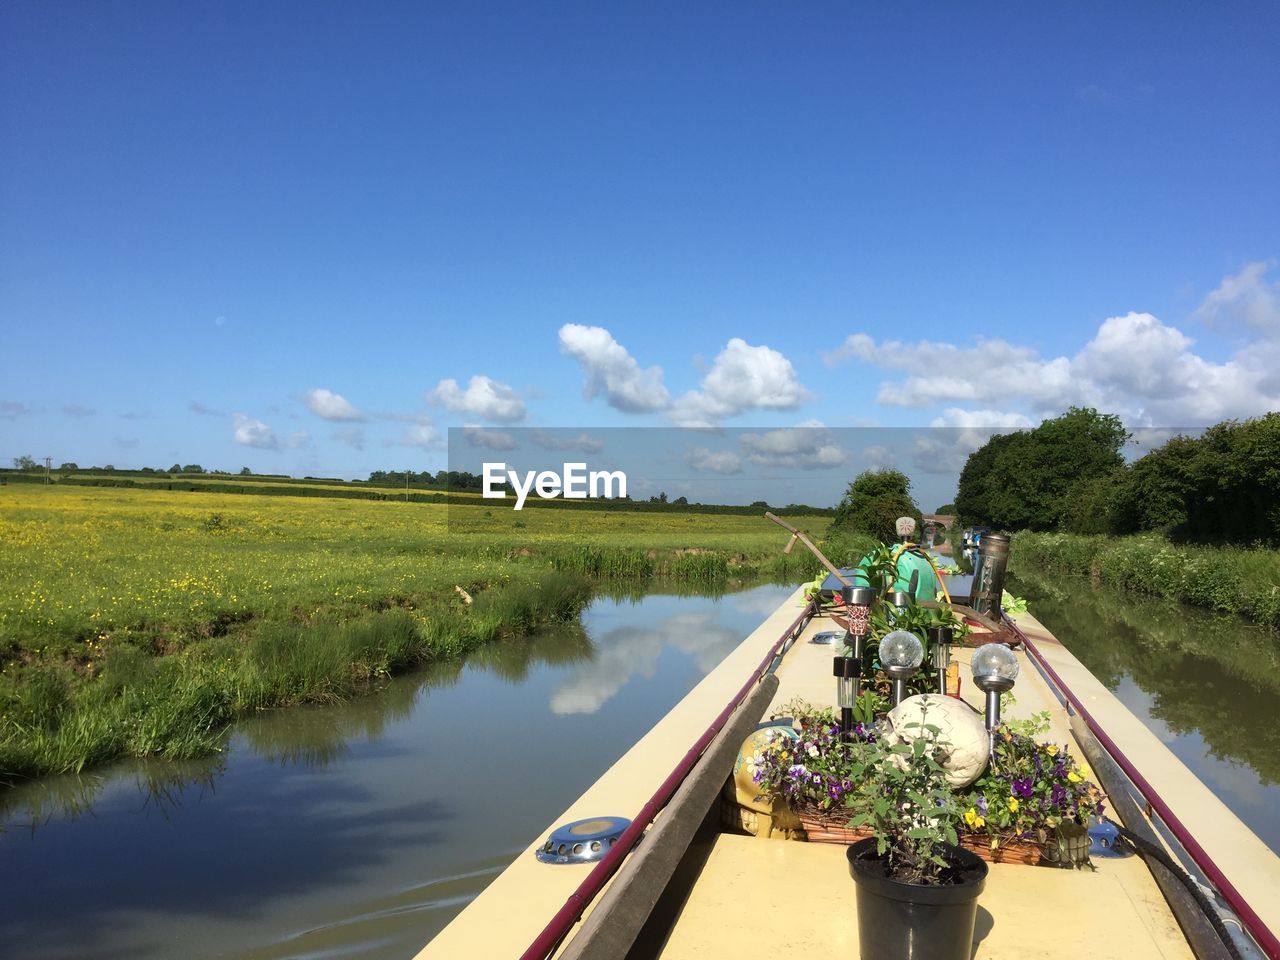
[843,708,988,960]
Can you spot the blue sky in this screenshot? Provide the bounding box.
[2,1,1278,501]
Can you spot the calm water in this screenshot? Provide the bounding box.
[1008,568,1280,856]
[0,582,795,960]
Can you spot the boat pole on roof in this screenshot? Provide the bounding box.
[764,511,852,587]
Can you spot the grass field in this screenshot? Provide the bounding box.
[0,484,833,783]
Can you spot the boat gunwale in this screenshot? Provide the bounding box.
[518,597,819,960]
[1008,615,1280,960]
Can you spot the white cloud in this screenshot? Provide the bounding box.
[531,430,604,454]
[860,445,899,470]
[671,339,810,427]
[738,421,847,470]
[826,333,1077,410]
[61,404,95,418]
[558,326,810,427]
[403,421,442,449]
[685,447,744,475]
[285,430,311,450]
[304,388,364,422]
[910,412,1031,475]
[189,401,223,417]
[463,426,516,450]
[825,266,1280,426]
[333,427,365,451]
[558,324,670,413]
[232,414,278,450]
[428,375,527,423]
[928,408,1034,430]
[1195,260,1280,332]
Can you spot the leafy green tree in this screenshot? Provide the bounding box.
[954,431,1019,527]
[1059,470,1125,534]
[956,408,1128,531]
[12,455,38,470]
[1109,435,1201,535]
[933,503,956,515]
[831,468,922,543]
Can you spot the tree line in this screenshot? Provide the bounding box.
[954,408,1279,546]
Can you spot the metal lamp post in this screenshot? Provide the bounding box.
[879,630,924,708]
[970,642,1020,731]
[928,625,953,695]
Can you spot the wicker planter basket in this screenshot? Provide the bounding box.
[957,833,1045,865]
[795,807,874,844]
[794,804,1045,865]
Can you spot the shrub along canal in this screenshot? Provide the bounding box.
[0,581,795,960]
[1008,567,1280,856]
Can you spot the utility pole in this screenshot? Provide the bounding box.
[405,468,409,502]
[44,456,52,484]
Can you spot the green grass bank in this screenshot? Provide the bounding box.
[1,484,836,786]
[1009,531,1280,629]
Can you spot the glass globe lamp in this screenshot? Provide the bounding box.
[971,642,1019,730]
[879,629,924,707]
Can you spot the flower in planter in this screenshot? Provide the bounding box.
[751,703,877,812]
[962,711,1105,852]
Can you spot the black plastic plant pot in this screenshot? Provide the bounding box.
[846,838,988,960]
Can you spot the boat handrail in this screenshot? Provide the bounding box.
[1006,615,1280,960]
[519,597,819,960]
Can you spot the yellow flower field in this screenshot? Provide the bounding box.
[0,484,827,653]
[0,482,830,781]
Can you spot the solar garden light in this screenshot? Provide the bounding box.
[842,585,876,638]
[928,625,953,695]
[971,642,1020,731]
[879,630,924,708]
[895,516,917,543]
[837,586,875,735]
[833,654,858,735]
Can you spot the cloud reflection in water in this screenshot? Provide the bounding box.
[550,612,741,715]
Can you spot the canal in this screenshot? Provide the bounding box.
[0,582,795,960]
[5,571,1277,958]
[1008,566,1280,857]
